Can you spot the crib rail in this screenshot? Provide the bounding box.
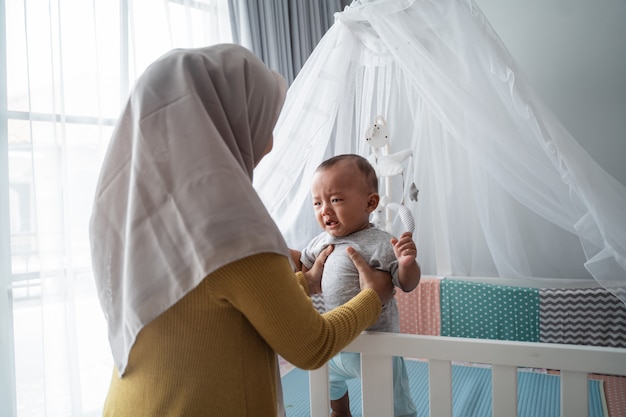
[308,332,626,417]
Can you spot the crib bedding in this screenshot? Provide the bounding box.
[396,277,441,336]
[281,360,610,417]
[589,374,626,417]
[440,279,540,342]
[294,278,626,415]
[540,288,626,348]
[398,278,626,348]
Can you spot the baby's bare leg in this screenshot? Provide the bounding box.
[330,391,352,417]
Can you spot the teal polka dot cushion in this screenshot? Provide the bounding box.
[440,278,540,342]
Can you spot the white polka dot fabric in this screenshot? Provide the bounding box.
[396,278,440,335]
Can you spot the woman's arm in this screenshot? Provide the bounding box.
[206,252,385,370]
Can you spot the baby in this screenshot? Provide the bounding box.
[300,154,420,417]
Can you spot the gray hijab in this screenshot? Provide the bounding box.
[90,44,290,377]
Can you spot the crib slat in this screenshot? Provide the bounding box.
[561,370,587,417]
[492,364,518,417]
[429,359,452,417]
[309,364,330,417]
[361,353,394,417]
[332,332,626,417]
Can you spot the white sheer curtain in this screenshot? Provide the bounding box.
[253,0,626,303]
[2,1,232,415]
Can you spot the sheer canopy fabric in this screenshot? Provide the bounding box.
[254,0,626,304]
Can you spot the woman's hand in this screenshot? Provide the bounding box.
[289,249,303,272]
[302,245,334,294]
[347,246,394,306]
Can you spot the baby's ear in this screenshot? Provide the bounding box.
[366,193,380,213]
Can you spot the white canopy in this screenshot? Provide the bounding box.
[254,0,626,304]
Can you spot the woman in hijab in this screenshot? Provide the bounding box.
[89,44,394,416]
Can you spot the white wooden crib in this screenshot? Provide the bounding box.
[307,332,626,417]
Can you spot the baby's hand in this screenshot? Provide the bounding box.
[391,232,418,267]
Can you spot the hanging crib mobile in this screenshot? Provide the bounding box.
[364,115,418,234]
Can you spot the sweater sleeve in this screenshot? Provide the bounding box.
[205,252,382,370]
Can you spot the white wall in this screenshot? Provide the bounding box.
[475,0,626,187]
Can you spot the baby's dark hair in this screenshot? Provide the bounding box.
[316,154,378,193]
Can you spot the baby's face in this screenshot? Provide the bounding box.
[311,164,376,237]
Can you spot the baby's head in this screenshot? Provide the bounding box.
[311,154,380,237]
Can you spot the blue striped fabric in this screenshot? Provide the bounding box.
[282,360,606,417]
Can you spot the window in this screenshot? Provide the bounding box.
[1,1,232,415]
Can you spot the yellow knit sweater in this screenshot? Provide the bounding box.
[102,252,381,416]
